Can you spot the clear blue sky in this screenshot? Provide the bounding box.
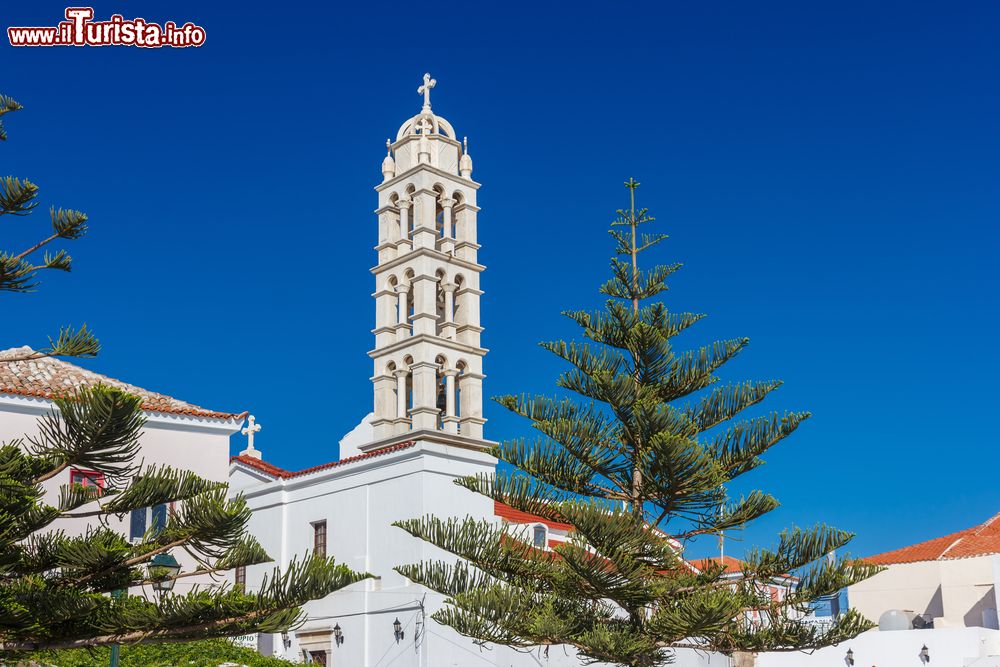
[3,1,998,562]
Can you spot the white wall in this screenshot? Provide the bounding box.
[848,556,998,628]
[232,438,724,667]
[757,627,1000,667]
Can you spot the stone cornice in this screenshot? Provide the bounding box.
[358,428,497,454]
[375,164,481,193]
[369,333,487,359]
[371,246,486,275]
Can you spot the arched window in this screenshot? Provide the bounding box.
[433,185,446,238]
[386,362,398,416]
[403,270,415,324]
[434,269,447,334]
[533,525,547,550]
[403,355,414,419]
[387,193,401,241]
[434,354,448,429]
[453,275,465,326]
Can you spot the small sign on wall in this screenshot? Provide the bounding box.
[230,633,259,650]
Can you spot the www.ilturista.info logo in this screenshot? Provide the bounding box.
[8,7,206,48]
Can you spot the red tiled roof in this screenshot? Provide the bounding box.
[0,346,242,420]
[866,511,1000,565]
[689,555,746,573]
[494,500,573,531]
[231,441,417,480]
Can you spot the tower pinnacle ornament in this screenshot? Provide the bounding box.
[417,72,436,113]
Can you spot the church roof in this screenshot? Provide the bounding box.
[230,441,418,479]
[0,346,242,421]
[865,511,1000,565]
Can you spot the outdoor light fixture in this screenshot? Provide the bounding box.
[393,617,405,643]
[282,632,291,649]
[333,623,344,646]
[919,645,930,664]
[149,552,181,594]
[844,648,854,666]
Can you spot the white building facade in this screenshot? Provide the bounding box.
[229,76,719,667]
[0,346,245,596]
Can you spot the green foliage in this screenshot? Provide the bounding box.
[0,93,372,657]
[395,179,881,666]
[25,638,297,666]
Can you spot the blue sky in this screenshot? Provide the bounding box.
[2,1,998,561]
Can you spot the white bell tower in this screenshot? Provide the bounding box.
[365,74,489,451]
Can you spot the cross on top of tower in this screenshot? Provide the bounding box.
[417,72,436,112]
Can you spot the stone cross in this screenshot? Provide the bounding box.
[418,72,436,112]
[242,414,262,450]
[416,117,433,135]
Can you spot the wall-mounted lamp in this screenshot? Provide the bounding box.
[393,617,405,643]
[149,553,181,596]
[919,645,930,664]
[333,623,344,646]
[844,648,854,666]
[281,632,291,650]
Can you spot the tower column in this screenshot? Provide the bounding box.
[440,282,457,340]
[411,189,438,250]
[395,283,410,341]
[458,371,486,439]
[439,197,455,254]
[372,371,396,439]
[409,360,440,430]
[411,275,438,336]
[398,199,413,252]
[394,369,410,432]
[442,368,459,434]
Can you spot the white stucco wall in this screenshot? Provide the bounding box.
[231,438,723,667]
[0,392,240,596]
[848,556,998,629]
[757,627,1000,667]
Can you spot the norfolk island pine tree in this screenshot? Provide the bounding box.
[394,179,881,666]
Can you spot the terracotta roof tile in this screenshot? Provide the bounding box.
[493,500,573,531]
[0,346,242,421]
[230,441,417,480]
[689,555,746,573]
[866,511,1000,565]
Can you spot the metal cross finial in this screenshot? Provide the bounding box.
[241,415,262,450]
[417,72,436,112]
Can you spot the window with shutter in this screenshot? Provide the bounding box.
[312,520,327,558]
[151,504,167,536]
[69,469,105,491]
[130,508,147,540]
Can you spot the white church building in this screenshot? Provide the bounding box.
[228,76,721,667]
